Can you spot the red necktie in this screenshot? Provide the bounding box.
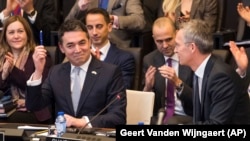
[163,58,175,124]
[95,48,101,60]
[13,5,21,15]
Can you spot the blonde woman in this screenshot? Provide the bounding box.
[162,0,218,33]
[162,0,181,22]
[0,15,52,124]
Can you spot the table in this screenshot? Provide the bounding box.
[0,123,115,141]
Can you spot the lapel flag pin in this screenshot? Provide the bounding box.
[91,71,97,75]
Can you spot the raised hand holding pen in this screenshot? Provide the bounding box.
[32,45,47,80]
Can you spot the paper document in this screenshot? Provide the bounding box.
[17,125,48,130]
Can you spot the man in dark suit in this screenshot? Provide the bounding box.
[26,19,126,128]
[175,19,250,124]
[142,17,193,125]
[0,0,59,46]
[84,8,135,89]
[65,0,145,48]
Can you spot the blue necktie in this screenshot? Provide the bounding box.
[72,67,81,114]
[99,0,109,9]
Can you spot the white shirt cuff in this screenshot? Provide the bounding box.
[27,11,37,24]
[236,68,246,78]
[83,116,92,128]
[112,15,119,29]
[0,11,10,24]
[26,73,42,86]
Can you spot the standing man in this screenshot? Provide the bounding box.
[0,0,60,46]
[65,0,145,48]
[175,19,250,124]
[26,19,126,128]
[85,8,135,89]
[143,17,193,125]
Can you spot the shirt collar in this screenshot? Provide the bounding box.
[71,55,92,73]
[195,54,211,79]
[164,53,179,62]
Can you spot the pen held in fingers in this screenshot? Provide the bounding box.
[39,30,43,45]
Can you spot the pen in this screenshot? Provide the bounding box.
[39,30,43,45]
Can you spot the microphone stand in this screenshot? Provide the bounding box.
[77,94,121,134]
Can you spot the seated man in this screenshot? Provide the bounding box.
[175,19,250,124]
[26,19,126,128]
[142,17,193,125]
[65,0,145,48]
[85,8,135,89]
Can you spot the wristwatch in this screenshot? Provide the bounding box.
[27,10,36,17]
[176,81,184,92]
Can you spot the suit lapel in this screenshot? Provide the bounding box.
[153,52,166,107]
[201,55,215,115]
[76,57,102,114]
[61,63,75,115]
[104,45,118,63]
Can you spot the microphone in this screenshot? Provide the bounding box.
[77,93,122,134]
[156,108,165,125]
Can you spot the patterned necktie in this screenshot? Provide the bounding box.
[72,67,82,114]
[193,74,201,123]
[13,5,21,15]
[163,58,175,124]
[95,48,102,60]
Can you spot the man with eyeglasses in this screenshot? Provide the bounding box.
[142,17,194,125]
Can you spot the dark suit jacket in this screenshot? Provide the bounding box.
[0,0,59,46]
[195,55,250,124]
[142,50,193,118]
[104,44,135,89]
[26,56,126,128]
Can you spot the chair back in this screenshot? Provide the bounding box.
[126,89,155,125]
[45,46,57,66]
[121,47,142,90]
[212,49,231,64]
